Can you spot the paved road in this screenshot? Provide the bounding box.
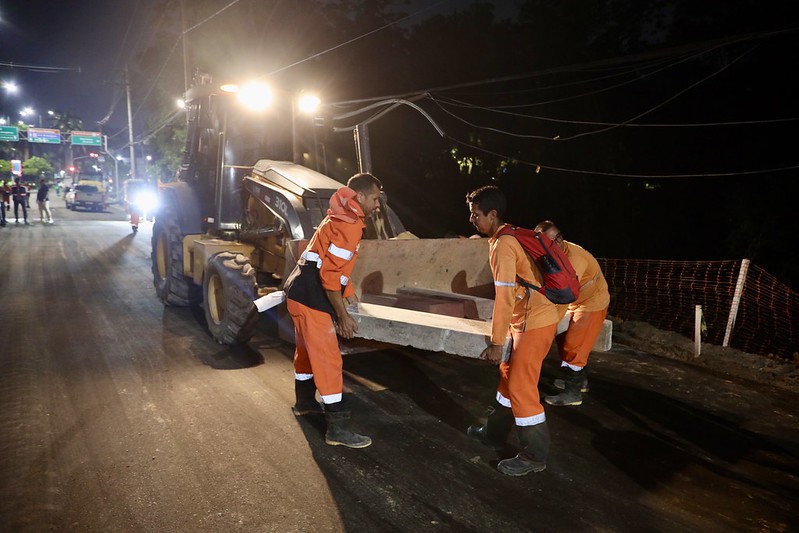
[1,203,797,532]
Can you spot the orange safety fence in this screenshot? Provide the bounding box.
[597,258,799,360]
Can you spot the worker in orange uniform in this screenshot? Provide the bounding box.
[465,186,560,476]
[283,173,383,449]
[535,220,610,407]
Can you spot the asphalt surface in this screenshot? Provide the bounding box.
[0,202,797,532]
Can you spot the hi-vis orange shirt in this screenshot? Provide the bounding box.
[287,187,366,309]
[561,240,610,312]
[489,224,560,345]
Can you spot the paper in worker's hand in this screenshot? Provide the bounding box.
[254,290,286,312]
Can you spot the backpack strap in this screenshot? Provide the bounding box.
[495,225,543,293]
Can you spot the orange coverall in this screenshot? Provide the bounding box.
[286,188,365,405]
[555,240,610,369]
[490,225,560,426]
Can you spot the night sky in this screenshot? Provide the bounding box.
[1,0,153,131]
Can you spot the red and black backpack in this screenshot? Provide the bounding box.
[496,225,580,305]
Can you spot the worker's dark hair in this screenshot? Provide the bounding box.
[466,185,506,220]
[535,220,564,243]
[347,173,382,194]
[534,220,557,233]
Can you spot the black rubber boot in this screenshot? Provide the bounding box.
[291,379,323,416]
[553,366,589,392]
[497,423,550,476]
[324,403,372,449]
[545,368,585,406]
[467,403,514,449]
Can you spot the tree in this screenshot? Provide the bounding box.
[22,156,54,180]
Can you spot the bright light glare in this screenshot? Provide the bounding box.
[298,94,321,114]
[237,82,272,110]
[20,106,34,116]
[2,81,18,94]
[134,191,159,214]
[176,98,185,109]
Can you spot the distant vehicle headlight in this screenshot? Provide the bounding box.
[134,191,158,212]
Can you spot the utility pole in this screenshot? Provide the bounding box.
[181,0,190,96]
[354,124,372,173]
[125,65,137,180]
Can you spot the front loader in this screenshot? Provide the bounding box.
[150,77,608,357]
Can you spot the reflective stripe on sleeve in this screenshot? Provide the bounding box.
[340,275,349,286]
[328,243,354,261]
[295,373,314,381]
[301,251,322,268]
[496,391,511,407]
[495,281,515,287]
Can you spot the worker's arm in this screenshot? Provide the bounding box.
[326,289,357,339]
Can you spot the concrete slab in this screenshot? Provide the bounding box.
[396,286,492,320]
[352,238,494,299]
[349,302,502,359]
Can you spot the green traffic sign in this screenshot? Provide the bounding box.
[28,128,61,144]
[0,125,20,142]
[71,131,102,146]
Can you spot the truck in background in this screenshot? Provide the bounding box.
[67,180,106,212]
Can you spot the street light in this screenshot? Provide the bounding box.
[2,81,18,94]
[20,106,41,126]
[1,81,19,125]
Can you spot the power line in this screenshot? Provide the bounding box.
[266,0,454,77]
[331,24,799,110]
[0,61,80,73]
[554,43,761,141]
[446,135,799,178]
[183,0,243,35]
[431,95,799,127]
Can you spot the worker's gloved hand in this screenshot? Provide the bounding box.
[480,344,505,365]
[336,313,358,339]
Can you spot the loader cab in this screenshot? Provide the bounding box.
[246,160,405,240]
[180,81,281,232]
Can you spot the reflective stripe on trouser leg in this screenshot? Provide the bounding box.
[556,307,608,368]
[286,299,344,404]
[497,323,557,426]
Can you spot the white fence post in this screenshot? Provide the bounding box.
[695,305,703,357]
[723,259,750,348]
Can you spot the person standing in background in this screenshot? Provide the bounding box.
[11,178,28,225]
[37,179,53,224]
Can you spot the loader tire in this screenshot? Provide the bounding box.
[152,202,200,306]
[203,252,260,345]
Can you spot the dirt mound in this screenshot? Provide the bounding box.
[610,317,799,394]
